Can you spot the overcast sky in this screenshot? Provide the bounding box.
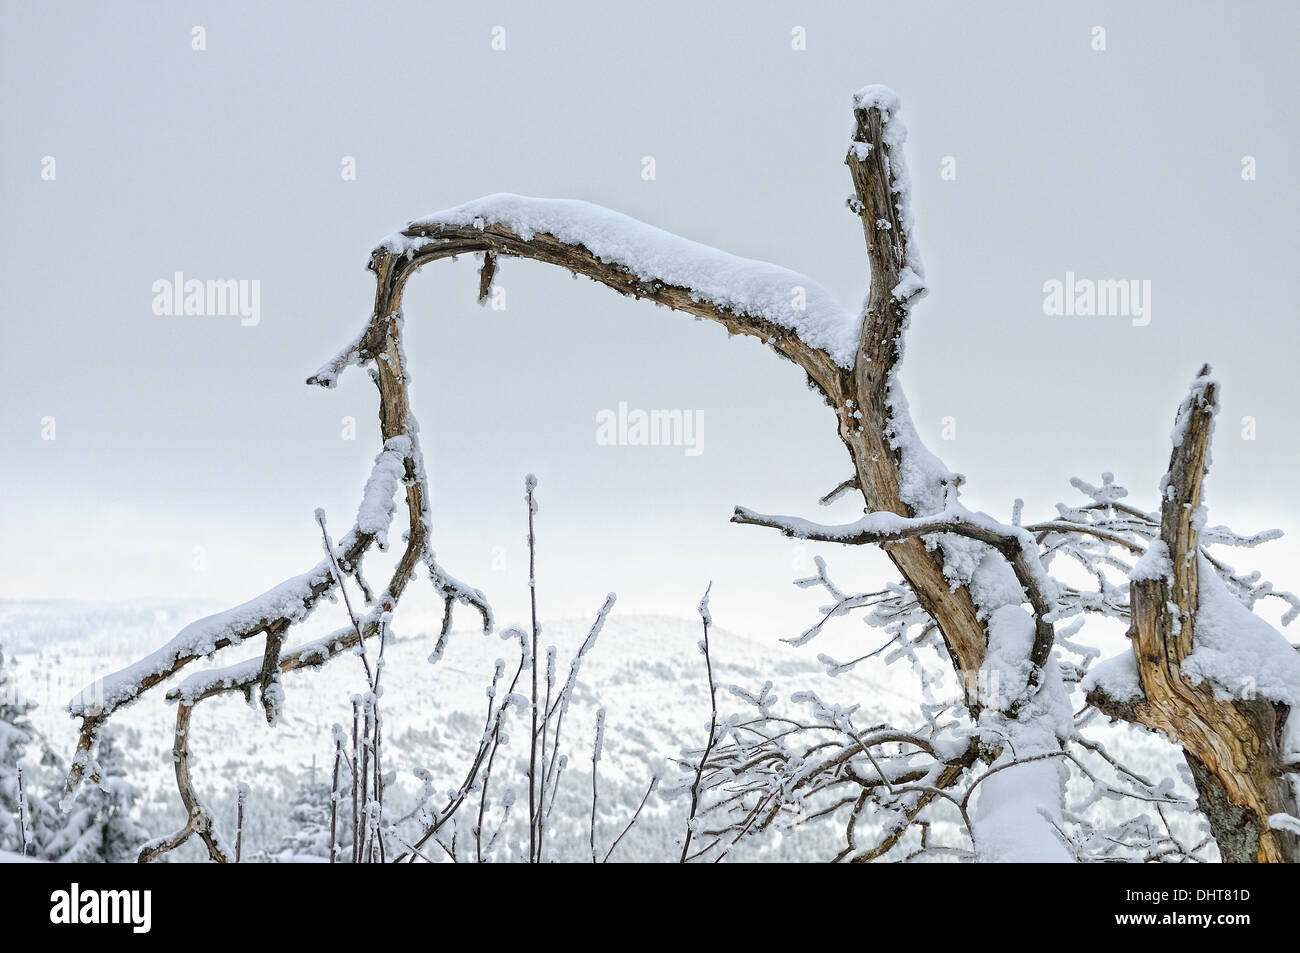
[2,1,1297,646]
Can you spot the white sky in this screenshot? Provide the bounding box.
[2,1,1297,647]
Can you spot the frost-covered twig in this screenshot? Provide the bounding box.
[818,475,860,506]
[350,697,360,864]
[234,782,248,862]
[589,708,604,864]
[404,628,531,862]
[787,555,904,651]
[732,502,1058,680]
[526,474,540,863]
[680,584,719,863]
[16,765,28,856]
[329,725,344,864]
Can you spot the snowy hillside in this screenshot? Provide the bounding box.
[2,598,1206,861]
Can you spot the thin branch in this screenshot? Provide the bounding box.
[681,583,719,863]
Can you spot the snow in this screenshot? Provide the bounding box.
[379,194,863,368]
[592,708,606,763]
[69,434,416,719]
[981,605,1037,707]
[1130,541,1173,583]
[734,501,1011,545]
[972,658,1075,862]
[308,319,371,388]
[354,436,412,550]
[1170,370,1218,449]
[168,625,353,705]
[1081,652,1144,703]
[733,504,928,542]
[734,501,1058,613]
[970,756,1072,863]
[1083,552,1300,707]
[885,385,954,518]
[68,568,333,718]
[851,84,902,115]
[19,605,949,862]
[13,594,1223,861]
[971,601,1076,862]
[1268,813,1300,836]
[1182,555,1300,706]
[967,551,1025,620]
[1200,524,1283,548]
[0,849,42,863]
[851,85,926,301]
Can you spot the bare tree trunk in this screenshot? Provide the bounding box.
[1088,370,1299,862]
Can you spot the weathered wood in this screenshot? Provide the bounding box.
[138,702,229,863]
[839,97,1000,698]
[1088,369,1299,862]
[342,99,1005,716]
[330,227,847,398]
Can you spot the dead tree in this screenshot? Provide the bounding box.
[1085,372,1300,862]
[63,86,1298,862]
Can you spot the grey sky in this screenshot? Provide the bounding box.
[2,1,1297,645]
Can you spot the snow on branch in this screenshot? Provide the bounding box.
[848,85,925,311]
[307,315,375,388]
[362,193,860,373]
[354,436,412,549]
[166,624,358,706]
[734,501,1027,549]
[1083,366,1300,862]
[65,299,492,815]
[1182,554,1300,707]
[732,502,1058,675]
[68,562,340,722]
[68,434,416,722]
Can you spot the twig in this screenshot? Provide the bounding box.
[235,782,248,862]
[526,474,540,863]
[351,697,360,864]
[604,777,658,863]
[681,583,718,863]
[329,725,343,863]
[16,765,28,856]
[590,708,605,863]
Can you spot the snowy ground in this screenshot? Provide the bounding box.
[2,598,1208,861]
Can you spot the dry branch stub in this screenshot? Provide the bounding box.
[1087,368,1300,863]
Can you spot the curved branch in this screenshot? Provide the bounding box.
[309,197,850,394]
[65,303,491,813]
[138,702,231,863]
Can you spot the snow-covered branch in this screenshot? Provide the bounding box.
[732,502,1058,679]
[1084,367,1300,863]
[63,304,491,824]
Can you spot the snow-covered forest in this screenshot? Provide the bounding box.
[3,3,1298,871]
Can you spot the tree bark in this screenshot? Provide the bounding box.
[1088,369,1299,862]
